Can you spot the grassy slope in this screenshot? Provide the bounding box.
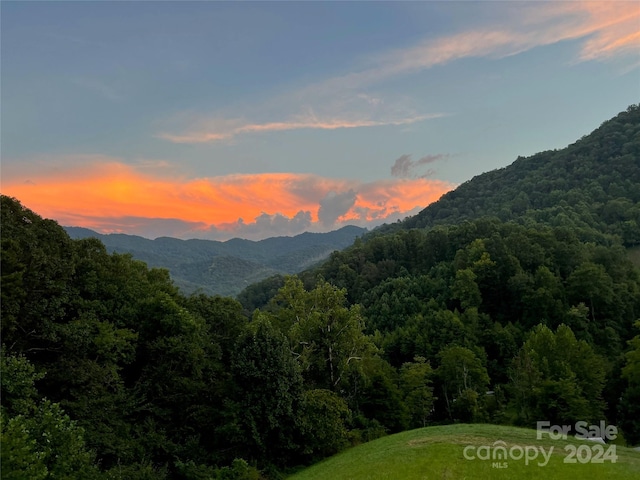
[629,246,640,268]
[288,424,640,480]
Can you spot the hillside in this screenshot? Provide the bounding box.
[65,225,366,296]
[395,104,640,245]
[242,104,640,307]
[238,105,640,451]
[289,424,640,480]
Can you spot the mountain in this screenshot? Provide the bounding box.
[241,104,640,309]
[280,104,640,441]
[64,225,366,296]
[391,104,640,244]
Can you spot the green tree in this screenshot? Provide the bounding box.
[436,346,489,422]
[299,389,350,460]
[619,320,640,445]
[400,356,435,428]
[566,262,614,325]
[354,356,409,433]
[451,268,481,310]
[0,353,101,479]
[229,317,303,466]
[272,277,376,391]
[510,324,606,426]
[1,197,76,354]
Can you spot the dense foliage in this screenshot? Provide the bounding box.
[2,105,639,478]
[0,196,387,478]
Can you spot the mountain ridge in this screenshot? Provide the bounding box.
[64,225,367,296]
[240,104,640,310]
[391,104,640,239]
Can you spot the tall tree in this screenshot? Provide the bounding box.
[400,356,435,428]
[510,324,606,426]
[436,346,489,422]
[619,321,640,445]
[229,317,303,467]
[271,277,376,392]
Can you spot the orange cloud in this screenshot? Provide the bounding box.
[401,2,637,71]
[573,2,640,61]
[1,158,455,239]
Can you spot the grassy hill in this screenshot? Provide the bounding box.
[289,424,640,480]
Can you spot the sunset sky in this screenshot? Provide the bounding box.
[2,1,639,240]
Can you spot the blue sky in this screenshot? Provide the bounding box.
[2,1,639,240]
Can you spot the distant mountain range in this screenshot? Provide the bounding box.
[64,225,367,296]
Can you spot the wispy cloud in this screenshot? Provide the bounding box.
[310,1,639,91]
[157,2,637,146]
[1,156,455,240]
[572,2,640,61]
[157,112,440,144]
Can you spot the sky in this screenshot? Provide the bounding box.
[2,1,639,241]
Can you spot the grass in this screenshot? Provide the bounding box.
[288,424,640,480]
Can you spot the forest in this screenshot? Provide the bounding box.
[2,105,639,479]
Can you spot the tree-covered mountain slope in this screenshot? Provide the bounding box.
[65,225,366,296]
[237,106,640,450]
[241,104,640,308]
[389,104,640,246]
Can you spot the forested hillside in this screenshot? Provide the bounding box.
[395,104,640,245]
[241,105,640,441]
[65,225,366,297]
[2,105,640,479]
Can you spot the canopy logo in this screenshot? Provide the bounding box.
[462,421,618,468]
[463,441,554,467]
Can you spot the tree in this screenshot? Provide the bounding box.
[619,321,640,445]
[400,356,435,428]
[510,324,606,426]
[229,317,303,466]
[566,262,614,325]
[1,196,76,354]
[436,346,489,422]
[0,353,101,479]
[354,356,408,433]
[272,277,376,392]
[299,389,350,460]
[451,268,481,310]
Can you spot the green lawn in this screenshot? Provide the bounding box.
[288,424,640,480]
